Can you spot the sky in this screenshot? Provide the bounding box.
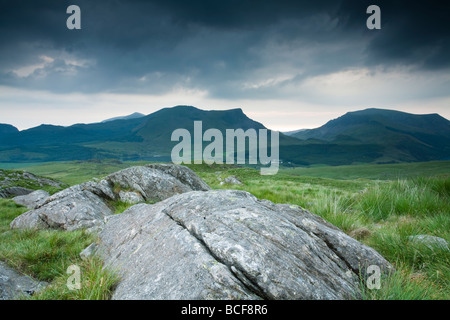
[0,0,449,131]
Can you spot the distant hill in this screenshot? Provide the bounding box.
[0,106,449,165]
[0,106,275,162]
[0,124,18,135]
[291,108,450,163]
[282,129,307,136]
[101,112,145,123]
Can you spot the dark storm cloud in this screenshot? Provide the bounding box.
[0,0,449,96]
[336,0,450,70]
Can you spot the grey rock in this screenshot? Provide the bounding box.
[408,235,449,251]
[106,165,210,202]
[11,189,114,231]
[19,172,63,188]
[83,180,117,201]
[10,164,210,232]
[94,190,392,300]
[0,261,47,300]
[80,243,98,261]
[146,164,211,192]
[118,190,144,204]
[220,176,243,185]
[0,187,34,199]
[12,190,49,209]
[0,170,64,195]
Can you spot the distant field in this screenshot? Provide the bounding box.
[0,160,150,186]
[280,161,450,180]
[0,162,46,170]
[2,160,449,185]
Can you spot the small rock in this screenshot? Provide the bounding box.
[408,235,449,251]
[219,176,243,185]
[118,191,144,204]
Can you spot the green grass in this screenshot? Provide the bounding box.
[6,160,149,186]
[108,200,135,215]
[0,162,46,170]
[0,199,118,299]
[280,160,450,180]
[359,263,439,300]
[0,199,94,281]
[0,160,448,299]
[27,257,119,300]
[357,179,449,221]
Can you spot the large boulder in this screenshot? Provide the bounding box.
[12,190,50,209]
[93,189,393,300]
[10,189,114,231]
[10,164,210,231]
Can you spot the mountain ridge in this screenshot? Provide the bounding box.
[290,108,450,164]
[0,106,449,165]
[101,112,146,123]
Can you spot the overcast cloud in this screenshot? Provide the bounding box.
[0,0,449,130]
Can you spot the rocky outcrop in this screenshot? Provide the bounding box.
[12,190,50,209]
[93,189,393,300]
[0,262,47,300]
[10,165,210,231]
[10,189,114,231]
[118,191,145,204]
[0,187,33,199]
[0,170,64,199]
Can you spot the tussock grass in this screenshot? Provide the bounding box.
[28,257,119,300]
[0,198,118,300]
[357,179,449,221]
[360,263,440,300]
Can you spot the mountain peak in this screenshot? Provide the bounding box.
[291,108,450,163]
[347,108,446,119]
[102,112,146,123]
[0,123,19,135]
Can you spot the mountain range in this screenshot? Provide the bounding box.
[0,106,449,166]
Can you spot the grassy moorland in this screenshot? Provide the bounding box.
[0,160,448,300]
